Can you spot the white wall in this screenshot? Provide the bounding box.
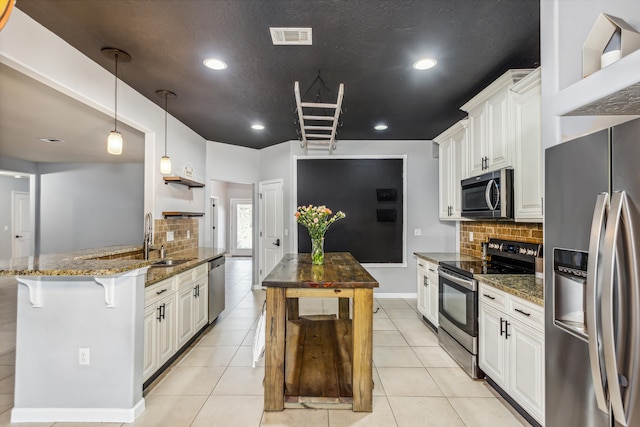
[39,163,144,254]
[0,175,30,259]
[259,139,456,295]
[541,0,640,150]
[0,9,208,244]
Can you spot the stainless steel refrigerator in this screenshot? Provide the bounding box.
[545,118,640,427]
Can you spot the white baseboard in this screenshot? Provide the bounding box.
[12,398,145,423]
[373,292,417,299]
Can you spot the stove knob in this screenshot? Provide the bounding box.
[527,249,536,256]
[519,247,527,254]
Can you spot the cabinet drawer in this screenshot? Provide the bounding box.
[193,263,208,281]
[145,277,176,307]
[177,269,195,289]
[425,261,439,277]
[479,282,507,311]
[508,297,544,332]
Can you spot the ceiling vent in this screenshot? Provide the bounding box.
[270,27,312,45]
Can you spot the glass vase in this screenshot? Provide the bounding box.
[311,236,325,265]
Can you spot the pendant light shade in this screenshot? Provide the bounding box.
[101,48,131,155]
[156,90,177,175]
[107,131,123,155]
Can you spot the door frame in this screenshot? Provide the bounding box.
[230,198,253,256]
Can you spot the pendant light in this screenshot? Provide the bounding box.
[101,48,131,155]
[156,90,176,175]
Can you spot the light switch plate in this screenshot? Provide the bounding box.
[469,232,474,242]
[167,231,174,242]
[3,226,7,232]
[414,229,422,236]
[187,230,190,239]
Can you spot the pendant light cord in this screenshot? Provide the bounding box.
[164,93,168,156]
[114,53,118,132]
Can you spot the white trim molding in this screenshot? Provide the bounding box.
[11,398,145,423]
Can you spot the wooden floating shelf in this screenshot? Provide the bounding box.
[162,212,205,219]
[163,176,205,189]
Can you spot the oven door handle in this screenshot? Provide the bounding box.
[438,268,476,291]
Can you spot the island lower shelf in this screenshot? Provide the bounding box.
[285,315,353,406]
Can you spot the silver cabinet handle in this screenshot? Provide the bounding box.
[586,192,608,413]
[601,191,639,426]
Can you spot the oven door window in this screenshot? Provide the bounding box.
[439,276,477,336]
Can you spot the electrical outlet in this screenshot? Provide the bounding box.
[167,231,174,242]
[3,226,7,232]
[187,230,190,239]
[414,229,422,236]
[284,229,288,237]
[79,348,90,365]
[469,232,474,242]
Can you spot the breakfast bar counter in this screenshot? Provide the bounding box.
[262,252,378,412]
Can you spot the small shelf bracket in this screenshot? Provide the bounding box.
[16,278,43,307]
[94,277,117,308]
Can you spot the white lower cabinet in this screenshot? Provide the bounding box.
[143,277,177,382]
[144,263,209,382]
[478,282,544,425]
[416,259,439,327]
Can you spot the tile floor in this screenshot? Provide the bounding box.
[0,258,531,426]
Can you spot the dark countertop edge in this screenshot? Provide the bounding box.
[0,247,226,286]
[476,274,544,307]
[413,252,482,264]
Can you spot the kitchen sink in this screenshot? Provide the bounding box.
[149,259,192,268]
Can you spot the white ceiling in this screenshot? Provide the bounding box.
[0,62,145,166]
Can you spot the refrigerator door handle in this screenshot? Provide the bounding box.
[602,191,640,426]
[586,192,609,413]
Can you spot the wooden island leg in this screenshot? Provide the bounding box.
[352,288,373,412]
[338,297,350,319]
[264,287,286,411]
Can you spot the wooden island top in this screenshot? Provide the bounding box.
[262,252,378,413]
[262,252,379,289]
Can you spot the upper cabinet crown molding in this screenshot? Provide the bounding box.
[434,118,468,144]
[460,69,534,113]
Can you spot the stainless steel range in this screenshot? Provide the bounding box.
[437,238,541,378]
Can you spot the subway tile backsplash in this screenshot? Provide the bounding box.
[154,218,199,254]
[460,221,543,258]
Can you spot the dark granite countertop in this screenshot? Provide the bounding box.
[414,252,482,264]
[476,274,544,307]
[0,245,225,286]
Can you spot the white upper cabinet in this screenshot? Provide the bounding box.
[512,68,543,222]
[462,70,532,177]
[436,119,468,221]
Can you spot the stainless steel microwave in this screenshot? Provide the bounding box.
[461,168,513,219]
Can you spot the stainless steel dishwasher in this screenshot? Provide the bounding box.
[208,255,225,323]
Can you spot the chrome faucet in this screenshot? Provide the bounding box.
[143,212,153,260]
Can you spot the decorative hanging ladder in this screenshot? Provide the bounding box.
[294,80,344,152]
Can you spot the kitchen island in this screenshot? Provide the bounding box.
[0,245,224,423]
[262,252,378,412]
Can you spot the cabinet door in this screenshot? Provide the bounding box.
[478,304,507,388]
[485,90,511,171]
[467,107,485,176]
[157,295,176,367]
[176,285,195,349]
[514,84,543,222]
[438,139,454,220]
[509,320,545,424]
[194,279,209,331]
[449,126,467,218]
[427,269,439,328]
[143,304,158,381]
[416,264,428,317]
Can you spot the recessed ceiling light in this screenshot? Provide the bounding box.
[374,124,388,131]
[39,138,65,143]
[413,58,437,70]
[203,58,228,70]
[251,124,265,130]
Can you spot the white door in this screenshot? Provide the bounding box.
[259,179,283,282]
[12,191,30,258]
[230,198,253,256]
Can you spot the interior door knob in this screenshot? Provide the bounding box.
[273,238,280,247]
[15,235,23,238]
